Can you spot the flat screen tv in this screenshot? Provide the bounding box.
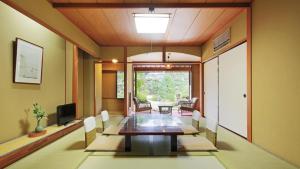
[57,103,76,126]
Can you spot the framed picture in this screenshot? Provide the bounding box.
[13,38,44,84]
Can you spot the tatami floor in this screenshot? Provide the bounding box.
[7,116,297,169]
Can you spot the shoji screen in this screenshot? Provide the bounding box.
[204,57,219,122]
[219,42,247,137]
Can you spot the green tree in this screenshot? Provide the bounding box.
[158,74,176,101]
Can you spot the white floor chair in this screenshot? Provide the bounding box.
[178,114,218,151]
[84,116,125,151]
[206,118,218,146]
[101,110,128,135]
[180,110,202,135]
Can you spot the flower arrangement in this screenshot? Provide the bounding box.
[32,103,47,132]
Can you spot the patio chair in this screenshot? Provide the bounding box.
[133,97,152,113]
[179,97,199,115]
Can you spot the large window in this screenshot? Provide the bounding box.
[117,71,124,99]
[135,71,190,106]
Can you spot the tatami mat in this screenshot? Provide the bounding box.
[6,116,298,169]
[78,156,226,169]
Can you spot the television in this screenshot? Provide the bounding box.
[57,103,76,126]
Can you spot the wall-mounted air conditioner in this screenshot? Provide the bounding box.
[213,28,231,52]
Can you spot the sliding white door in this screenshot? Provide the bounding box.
[219,42,247,137]
[204,57,219,122]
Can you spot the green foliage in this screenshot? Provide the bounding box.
[117,71,124,99]
[136,71,190,102]
[32,103,47,121]
[158,74,175,101]
[136,72,148,102]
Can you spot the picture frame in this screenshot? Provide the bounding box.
[13,38,44,84]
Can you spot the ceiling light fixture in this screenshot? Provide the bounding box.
[112,59,118,64]
[133,8,170,34]
[165,64,172,69]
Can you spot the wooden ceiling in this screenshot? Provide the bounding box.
[51,0,250,46]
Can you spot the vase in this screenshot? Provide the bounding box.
[35,119,44,133]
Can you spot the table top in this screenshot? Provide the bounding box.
[119,114,184,135]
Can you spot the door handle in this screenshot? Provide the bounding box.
[243,94,247,98]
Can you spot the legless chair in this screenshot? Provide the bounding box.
[84,116,125,151]
[205,118,218,146]
[101,110,110,130]
[83,116,97,147]
[101,110,126,135]
[192,110,201,131]
[177,114,218,151]
[181,110,201,135]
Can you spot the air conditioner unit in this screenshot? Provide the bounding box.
[213,28,230,52]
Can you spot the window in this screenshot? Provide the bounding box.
[117,71,124,99]
[135,71,191,104]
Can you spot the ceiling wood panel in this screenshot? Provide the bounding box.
[53,0,247,46]
[102,9,136,45]
[183,9,224,43]
[166,8,200,43]
[78,9,121,44]
[60,9,106,44]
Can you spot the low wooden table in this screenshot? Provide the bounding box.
[158,105,173,115]
[119,114,183,152]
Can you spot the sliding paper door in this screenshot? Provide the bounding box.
[204,57,219,122]
[219,42,247,137]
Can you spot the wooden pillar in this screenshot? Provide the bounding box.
[124,47,128,116]
[72,45,79,119]
[200,63,204,117]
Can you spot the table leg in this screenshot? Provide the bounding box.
[171,135,177,152]
[125,135,131,152]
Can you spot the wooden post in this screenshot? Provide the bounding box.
[72,45,79,119]
[200,63,204,117]
[124,47,128,116]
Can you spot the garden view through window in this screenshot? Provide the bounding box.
[117,71,124,99]
[135,71,191,111]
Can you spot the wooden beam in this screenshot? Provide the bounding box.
[52,2,250,9]
[101,61,201,64]
[134,67,192,71]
